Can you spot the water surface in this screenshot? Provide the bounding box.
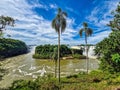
[0,47,99,88]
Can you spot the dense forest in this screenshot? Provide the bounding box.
[33,44,71,59]
[33,44,83,59]
[0,38,28,59]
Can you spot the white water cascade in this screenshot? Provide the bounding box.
[83,46,97,59]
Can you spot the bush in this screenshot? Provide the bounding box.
[72,54,86,59]
[9,76,59,90]
[111,54,120,64]
[66,74,78,79]
[8,70,120,90]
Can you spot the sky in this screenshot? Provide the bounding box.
[0,0,119,45]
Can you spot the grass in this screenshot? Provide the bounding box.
[6,70,120,90]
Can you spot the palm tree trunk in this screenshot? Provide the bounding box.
[55,60,57,78]
[58,29,60,82]
[85,34,88,74]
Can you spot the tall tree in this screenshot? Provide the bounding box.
[79,22,93,73]
[0,15,15,36]
[108,2,120,31]
[94,2,120,73]
[52,8,67,82]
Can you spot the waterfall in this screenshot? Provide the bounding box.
[83,46,97,59]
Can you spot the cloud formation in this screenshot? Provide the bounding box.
[0,0,119,45]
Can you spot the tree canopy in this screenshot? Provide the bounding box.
[0,38,28,58]
[95,2,120,73]
[33,44,72,59]
[108,2,120,31]
[0,15,15,35]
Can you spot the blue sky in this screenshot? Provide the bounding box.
[0,0,119,45]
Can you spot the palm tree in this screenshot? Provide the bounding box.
[52,47,58,78]
[52,8,67,82]
[0,15,15,36]
[79,22,93,73]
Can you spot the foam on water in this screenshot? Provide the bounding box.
[29,64,36,70]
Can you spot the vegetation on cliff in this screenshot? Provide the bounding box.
[0,38,28,59]
[33,44,72,59]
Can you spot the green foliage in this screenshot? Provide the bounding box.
[33,44,72,59]
[6,70,120,90]
[66,74,78,79]
[79,44,94,46]
[79,22,93,37]
[95,31,120,72]
[9,80,40,90]
[72,54,86,59]
[9,76,59,90]
[94,2,120,73]
[0,15,15,36]
[111,54,120,64]
[0,38,28,58]
[71,49,83,55]
[51,8,67,33]
[107,2,120,31]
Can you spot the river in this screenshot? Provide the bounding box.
[0,47,99,88]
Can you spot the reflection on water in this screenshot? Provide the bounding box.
[0,47,99,88]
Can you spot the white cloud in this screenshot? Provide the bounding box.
[83,0,119,44]
[49,4,57,9]
[86,0,119,27]
[0,0,118,45]
[0,0,78,45]
[88,30,111,44]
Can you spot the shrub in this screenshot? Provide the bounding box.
[66,74,78,79]
[111,54,120,64]
[9,76,59,90]
[72,54,86,59]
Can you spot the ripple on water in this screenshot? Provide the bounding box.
[29,64,36,70]
[0,50,99,88]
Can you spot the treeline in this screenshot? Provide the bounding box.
[33,44,72,59]
[0,38,28,58]
[78,44,95,46]
[33,44,83,59]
